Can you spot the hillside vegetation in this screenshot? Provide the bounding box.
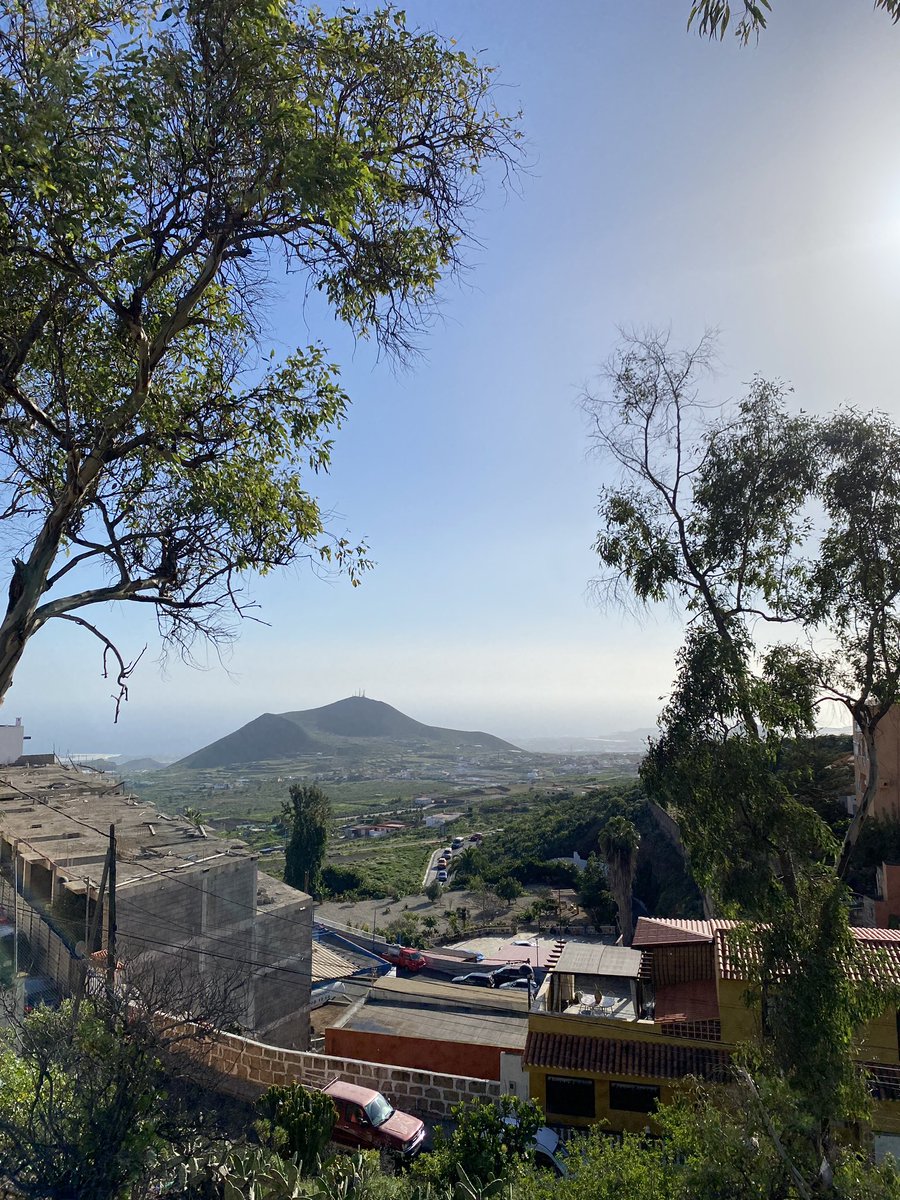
[450,782,704,917]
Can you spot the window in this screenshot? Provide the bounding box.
[609,1082,660,1114]
[546,1075,595,1118]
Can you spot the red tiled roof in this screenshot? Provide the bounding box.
[655,979,720,1023]
[632,918,741,947]
[715,924,900,984]
[853,928,900,944]
[523,1031,730,1082]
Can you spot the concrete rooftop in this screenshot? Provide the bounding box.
[0,764,255,894]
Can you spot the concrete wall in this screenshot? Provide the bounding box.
[116,862,313,1049]
[187,1025,502,1120]
[325,1026,512,1080]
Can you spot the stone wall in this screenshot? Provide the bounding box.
[189,1026,503,1120]
[0,877,78,992]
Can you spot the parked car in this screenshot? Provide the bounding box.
[23,974,61,1014]
[381,945,428,972]
[441,847,452,857]
[436,857,448,869]
[322,1079,426,1157]
[532,1125,570,1175]
[452,972,494,987]
[436,869,448,883]
[0,924,32,976]
[451,837,464,850]
[491,963,534,985]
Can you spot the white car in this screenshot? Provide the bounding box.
[502,1116,569,1175]
[533,1125,569,1175]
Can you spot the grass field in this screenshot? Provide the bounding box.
[121,750,642,899]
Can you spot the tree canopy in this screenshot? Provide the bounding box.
[587,329,900,1175]
[282,781,330,897]
[586,330,900,901]
[687,0,900,44]
[0,0,519,712]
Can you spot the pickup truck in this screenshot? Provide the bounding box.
[381,944,428,972]
[322,1078,426,1158]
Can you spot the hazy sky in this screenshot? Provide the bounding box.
[12,1,900,757]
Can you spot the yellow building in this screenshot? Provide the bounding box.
[523,918,900,1143]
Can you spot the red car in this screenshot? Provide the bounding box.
[322,1079,426,1157]
[381,944,428,972]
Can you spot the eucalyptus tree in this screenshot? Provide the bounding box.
[687,0,900,44]
[585,329,900,903]
[0,0,519,711]
[599,815,640,945]
[587,332,900,1175]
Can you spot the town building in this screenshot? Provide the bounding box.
[523,919,900,1145]
[325,974,528,1082]
[346,822,406,839]
[423,811,464,829]
[0,718,26,765]
[0,764,312,1048]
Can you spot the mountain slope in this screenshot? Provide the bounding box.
[175,696,517,768]
[176,713,321,769]
[282,696,513,748]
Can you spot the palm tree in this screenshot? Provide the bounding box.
[599,816,640,946]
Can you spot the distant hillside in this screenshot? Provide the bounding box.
[118,757,167,773]
[174,696,517,769]
[176,713,321,769]
[284,697,514,749]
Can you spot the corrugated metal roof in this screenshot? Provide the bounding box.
[311,943,357,984]
[554,941,642,978]
[523,1031,730,1081]
[344,1001,527,1048]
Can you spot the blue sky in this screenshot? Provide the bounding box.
[13,1,900,756]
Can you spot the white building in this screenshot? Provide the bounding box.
[424,811,464,829]
[0,718,24,765]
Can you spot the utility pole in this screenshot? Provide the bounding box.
[72,846,110,1021]
[106,824,116,998]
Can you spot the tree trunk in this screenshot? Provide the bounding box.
[836,716,880,880]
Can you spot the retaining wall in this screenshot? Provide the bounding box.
[189,1025,503,1120]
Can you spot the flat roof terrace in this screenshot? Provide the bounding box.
[0,765,254,894]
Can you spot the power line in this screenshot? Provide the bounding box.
[110,928,314,985]
[113,889,311,967]
[0,774,314,936]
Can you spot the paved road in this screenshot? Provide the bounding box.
[421,844,453,889]
[421,847,440,889]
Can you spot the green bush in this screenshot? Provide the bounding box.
[254,1084,336,1175]
[412,1095,543,1187]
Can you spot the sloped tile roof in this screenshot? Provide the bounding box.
[523,1031,730,1082]
[632,918,741,947]
[714,924,900,984]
